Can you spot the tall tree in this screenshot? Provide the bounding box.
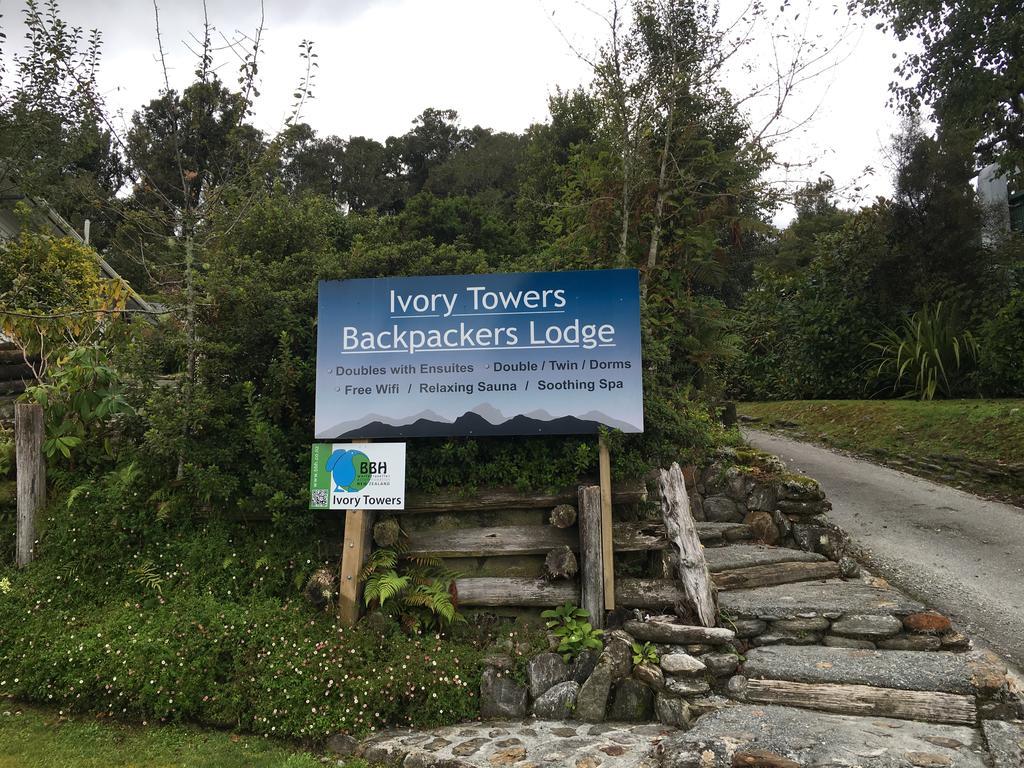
[858,0,1024,179]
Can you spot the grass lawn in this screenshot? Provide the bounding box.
[0,701,334,768]
[739,399,1024,505]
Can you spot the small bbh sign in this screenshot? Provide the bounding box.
[309,442,406,510]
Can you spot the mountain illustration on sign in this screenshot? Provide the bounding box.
[325,449,372,492]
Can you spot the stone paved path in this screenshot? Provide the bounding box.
[355,720,677,767]
[745,428,1024,670]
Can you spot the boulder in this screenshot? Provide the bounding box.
[744,510,780,545]
[601,629,634,680]
[655,694,691,728]
[730,618,768,638]
[704,495,744,523]
[569,650,599,684]
[746,484,777,512]
[624,619,735,645]
[608,678,655,721]
[903,612,952,635]
[838,556,861,579]
[660,653,707,676]
[325,733,358,756]
[690,493,706,522]
[634,662,665,691]
[532,680,580,720]
[527,653,570,699]
[725,467,754,502]
[830,614,903,639]
[701,652,740,677]
[778,477,824,502]
[480,667,528,719]
[575,662,614,722]
[664,676,711,696]
[772,510,793,540]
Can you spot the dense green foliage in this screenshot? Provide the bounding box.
[857,0,1023,181]
[0,0,757,744]
[733,119,1024,401]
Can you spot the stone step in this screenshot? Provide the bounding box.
[742,645,1007,695]
[719,579,924,620]
[703,544,826,573]
[659,703,987,768]
[983,720,1024,768]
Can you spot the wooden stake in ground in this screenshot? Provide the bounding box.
[578,484,605,628]
[598,434,615,609]
[15,402,45,568]
[337,440,374,627]
[658,462,717,627]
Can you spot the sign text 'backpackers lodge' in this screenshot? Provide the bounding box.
[315,269,644,439]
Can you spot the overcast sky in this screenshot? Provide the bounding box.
[6,0,908,222]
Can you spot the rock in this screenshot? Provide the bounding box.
[982,720,1024,768]
[704,495,743,522]
[733,750,801,768]
[878,635,942,651]
[905,752,952,767]
[792,523,827,553]
[690,494,706,522]
[744,510,780,545]
[532,680,579,720]
[483,653,515,670]
[778,477,824,502]
[664,676,711,696]
[747,484,777,512]
[655,694,691,727]
[660,653,706,676]
[730,618,768,638]
[701,652,740,677]
[489,746,528,764]
[600,629,634,680]
[903,612,952,634]
[569,650,599,684]
[688,694,731,716]
[719,580,924,620]
[608,677,654,721]
[527,652,570,699]
[772,510,792,540]
[829,614,903,639]
[480,667,528,719]
[575,662,614,722]
[659,703,987,768]
[452,737,489,756]
[824,635,876,649]
[623,619,735,645]
[771,617,831,633]
[725,467,754,502]
[777,499,828,516]
[325,733,358,756]
[940,632,970,651]
[634,662,665,691]
[750,631,822,646]
[838,556,861,578]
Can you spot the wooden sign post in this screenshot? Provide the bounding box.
[338,440,373,627]
[598,433,615,610]
[15,402,45,568]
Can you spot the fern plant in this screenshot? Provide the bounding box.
[869,302,979,400]
[359,537,463,631]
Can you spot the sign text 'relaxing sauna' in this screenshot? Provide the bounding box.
[315,269,644,438]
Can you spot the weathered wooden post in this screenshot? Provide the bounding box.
[577,484,604,628]
[598,434,615,609]
[658,462,716,627]
[338,507,375,627]
[15,402,45,568]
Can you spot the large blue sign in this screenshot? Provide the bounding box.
[315,269,644,439]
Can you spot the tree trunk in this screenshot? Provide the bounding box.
[545,545,579,580]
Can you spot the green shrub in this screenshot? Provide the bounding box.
[541,603,603,661]
[868,303,979,400]
[978,290,1024,396]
